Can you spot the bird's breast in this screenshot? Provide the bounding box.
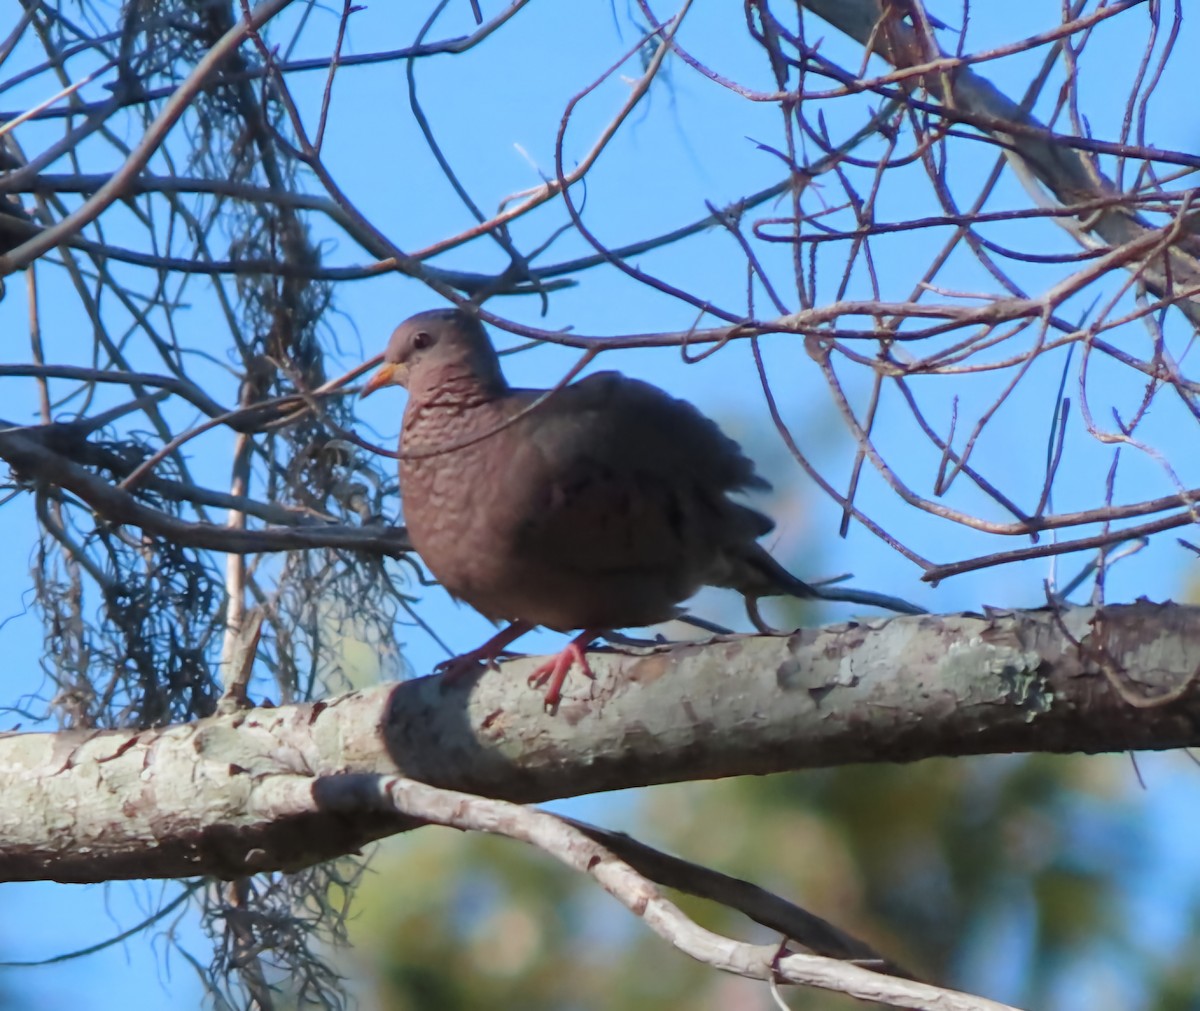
[398,402,535,619]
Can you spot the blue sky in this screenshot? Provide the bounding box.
[1,2,1199,1007]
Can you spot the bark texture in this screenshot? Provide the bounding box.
[1,603,1197,882]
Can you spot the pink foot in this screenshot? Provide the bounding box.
[528,633,598,707]
[436,621,532,685]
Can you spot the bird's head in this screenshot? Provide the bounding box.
[361,308,508,400]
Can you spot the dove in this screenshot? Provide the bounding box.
[363,308,920,705]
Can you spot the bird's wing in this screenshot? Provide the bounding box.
[499,372,773,576]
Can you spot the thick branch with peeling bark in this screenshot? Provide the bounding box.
[1,603,1197,884]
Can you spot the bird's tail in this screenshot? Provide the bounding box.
[731,544,925,631]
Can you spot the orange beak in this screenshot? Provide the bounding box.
[360,361,406,398]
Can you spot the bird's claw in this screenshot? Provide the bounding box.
[434,621,534,687]
[435,647,508,683]
[528,638,596,707]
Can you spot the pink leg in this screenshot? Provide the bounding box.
[436,620,534,682]
[527,630,599,707]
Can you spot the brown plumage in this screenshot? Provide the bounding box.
[363,308,918,703]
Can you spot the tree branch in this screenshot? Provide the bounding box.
[0,427,410,554]
[803,0,1200,327]
[306,774,1021,1011]
[0,0,298,275]
[1,602,1197,883]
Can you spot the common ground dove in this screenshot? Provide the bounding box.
[363,308,921,704]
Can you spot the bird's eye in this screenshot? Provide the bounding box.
[412,330,435,350]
